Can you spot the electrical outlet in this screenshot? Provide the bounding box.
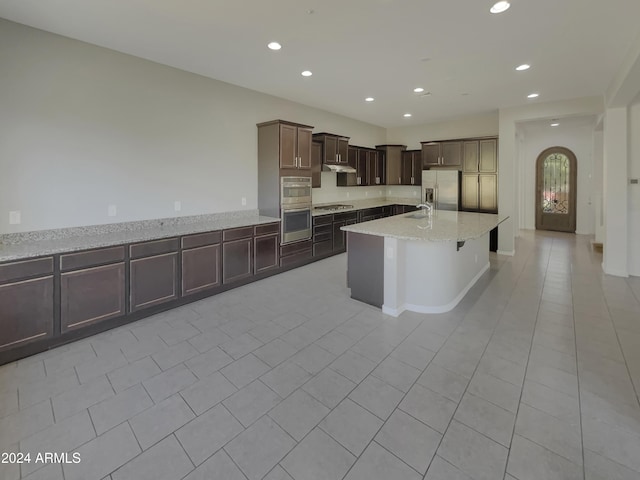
[9,211,21,225]
[365,191,369,197]
[346,192,350,198]
[107,205,117,217]
[413,191,417,196]
[241,197,247,206]
[174,201,182,212]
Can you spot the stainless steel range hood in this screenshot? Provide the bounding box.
[322,164,356,173]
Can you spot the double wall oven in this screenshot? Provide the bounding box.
[281,177,312,244]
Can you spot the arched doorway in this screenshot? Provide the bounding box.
[535,146,577,232]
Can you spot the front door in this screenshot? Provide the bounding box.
[535,147,577,232]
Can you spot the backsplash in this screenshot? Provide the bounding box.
[311,172,422,204]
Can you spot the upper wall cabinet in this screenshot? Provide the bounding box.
[376,145,406,186]
[257,120,313,172]
[311,141,322,188]
[313,133,350,165]
[421,141,463,168]
[463,138,498,173]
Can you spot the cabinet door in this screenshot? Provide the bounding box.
[479,174,498,212]
[324,136,338,164]
[296,127,312,169]
[0,276,54,351]
[367,151,379,185]
[130,253,178,312]
[401,152,413,185]
[223,238,253,284]
[61,263,125,332]
[463,141,479,172]
[182,244,221,296]
[254,234,279,274]
[385,149,402,185]
[337,138,349,164]
[357,149,368,185]
[462,174,479,210]
[441,141,462,166]
[279,124,297,169]
[333,221,347,251]
[376,151,386,185]
[311,142,322,188]
[347,147,358,168]
[412,152,422,185]
[422,143,440,167]
[479,139,497,173]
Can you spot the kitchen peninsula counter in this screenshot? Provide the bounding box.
[342,210,508,316]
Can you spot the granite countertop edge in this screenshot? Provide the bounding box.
[0,212,281,262]
[312,197,419,216]
[341,212,508,243]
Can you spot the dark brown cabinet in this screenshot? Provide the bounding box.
[222,227,254,284]
[401,150,422,185]
[312,215,333,257]
[479,139,498,173]
[254,223,280,274]
[311,141,322,188]
[333,211,358,252]
[313,133,350,165]
[278,123,312,170]
[421,141,462,167]
[0,257,54,352]
[130,252,178,312]
[60,246,126,332]
[377,145,406,186]
[181,231,222,296]
[460,138,498,213]
[368,150,385,186]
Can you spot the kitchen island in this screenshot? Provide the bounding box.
[342,210,508,316]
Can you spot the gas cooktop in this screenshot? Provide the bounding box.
[313,204,354,211]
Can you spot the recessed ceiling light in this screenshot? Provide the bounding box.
[550,122,559,127]
[490,1,510,13]
[301,70,312,77]
[527,93,539,98]
[267,42,282,51]
[403,113,412,118]
[516,64,530,71]
[413,87,425,93]
[365,97,375,102]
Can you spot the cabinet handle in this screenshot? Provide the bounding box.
[411,176,414,184]
[376,177,380,184]
[398,177,401,184]
[357,177,361,185]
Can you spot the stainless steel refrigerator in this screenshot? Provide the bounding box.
[421,170,460,211]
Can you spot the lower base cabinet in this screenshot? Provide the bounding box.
[254,233,279,274]
[182,244,221,296]
[130,253,178,312]
[223,238,253,284]
[61,263,125,332]
[0,276,54,351]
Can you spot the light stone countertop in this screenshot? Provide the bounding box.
[312,197,421,216]
[0,212,280,262]
[341,210,508,242]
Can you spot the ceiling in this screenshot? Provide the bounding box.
[1,0,639,128]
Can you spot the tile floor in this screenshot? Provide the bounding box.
[1,230,640,480]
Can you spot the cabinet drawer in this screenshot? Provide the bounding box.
[254,222,280,236]
[223,226,254,242]
[280,240,312,257]
[0,257,53,284]
[130,238,179,259]
[61,263,126,332]
[181,231,221,249]
[313,224,333,236]
[60,246,125,272]
[280,249,312,267]
[313,215,333,226]
[313,232,332,244]
[333,211,358,222]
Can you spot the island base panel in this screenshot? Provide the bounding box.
[347,232,384,307]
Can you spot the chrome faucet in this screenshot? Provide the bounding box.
[416,203,433,215]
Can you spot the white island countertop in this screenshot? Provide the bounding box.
[341,210,508,242]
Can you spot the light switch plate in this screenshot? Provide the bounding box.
[174,201,182,211]
[107,205,117,217]
[9,211,21,224]
[241,197,247,206]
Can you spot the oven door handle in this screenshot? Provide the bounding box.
[282,183,311,188]
[281,207,311,213]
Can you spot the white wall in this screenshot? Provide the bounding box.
[517,120,596,235]
[386,112,499,149]
[0,20,386,233]
[592,128,604,243]
[629,99,640,276]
